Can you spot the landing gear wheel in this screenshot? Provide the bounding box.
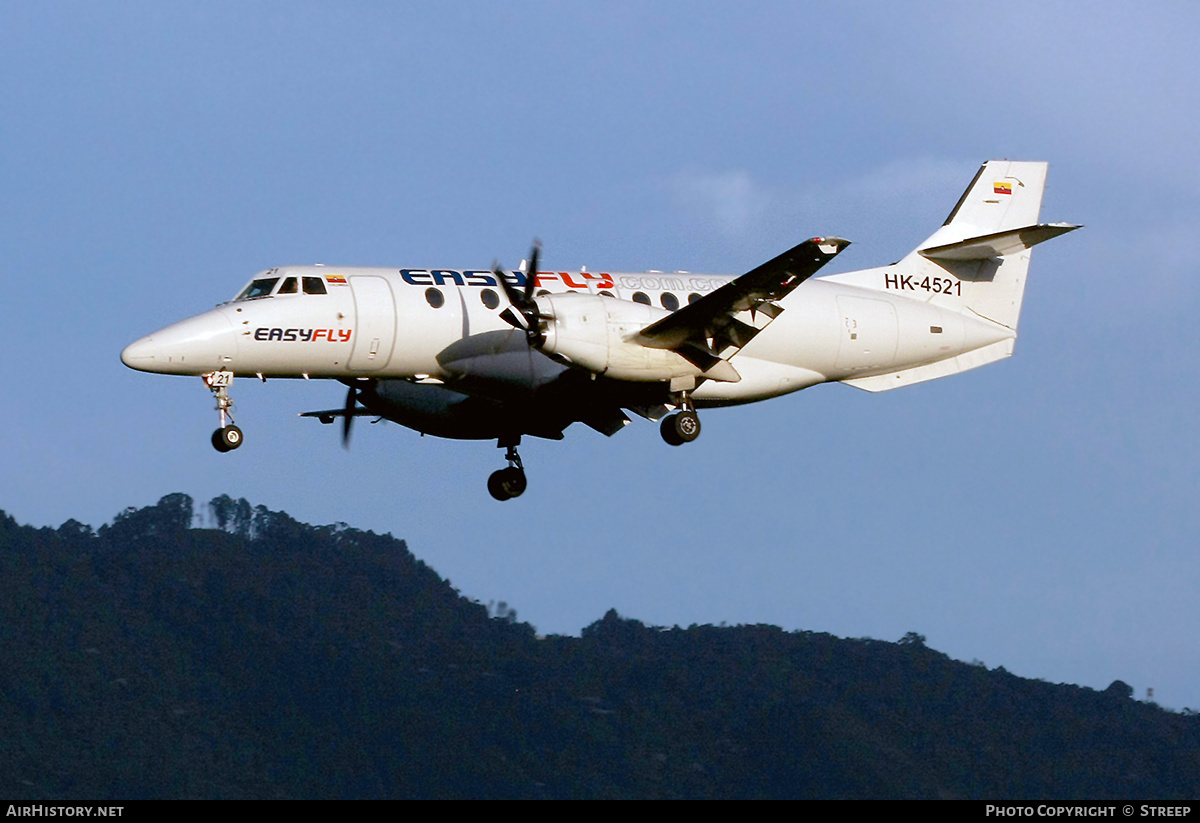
[488,437,528,500]
[660,411,701,446]
[487,467,527,501]
[212,425,243,453]
[204,371,241,454]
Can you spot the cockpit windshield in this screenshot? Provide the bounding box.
[231,272,333,302]
[235,277,279,301]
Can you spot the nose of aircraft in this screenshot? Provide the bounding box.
[120,335,163,370]
[120,308,239,374]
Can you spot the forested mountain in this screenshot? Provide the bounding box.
[1,494,1196,799]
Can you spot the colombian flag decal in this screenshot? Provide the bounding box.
[994,181,1013,195]
[325,274,348,285]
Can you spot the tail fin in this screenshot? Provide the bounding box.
[931,160,1049,247]
[830,160,1079,392]
[900,159,1078,331]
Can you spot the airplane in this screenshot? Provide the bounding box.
[121,160,1078,500]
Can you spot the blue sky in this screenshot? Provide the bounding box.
[3,2,1199,709]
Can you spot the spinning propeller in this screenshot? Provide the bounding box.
[494,240,546,347]
[341,383,358,447]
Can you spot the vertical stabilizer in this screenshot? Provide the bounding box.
[930,160,1049,244]
[829,160,1079,392]
[903,160,1050,332]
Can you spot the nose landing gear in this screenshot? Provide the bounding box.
[488,437,528,501]
[204,370,242,452]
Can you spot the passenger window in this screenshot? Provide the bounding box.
[303,276,327,295]
[425,288,445,308]
[599,290,615,298]
[660,292,679,311]
[278,277,298,294]
[688,293,703,305]
[632,292,651,306]
[481,289,500,309]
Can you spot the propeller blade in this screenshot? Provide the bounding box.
[524,239,541,302]
[493,262,525,311]
[342,385,356,448]
[499,307,527,331]
[495,241,547,347]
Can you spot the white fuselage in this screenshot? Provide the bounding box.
[122,264,1012,407]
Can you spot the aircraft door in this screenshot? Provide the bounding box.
[348,276,397,371]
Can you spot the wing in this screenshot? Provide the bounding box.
[629,236,849,373]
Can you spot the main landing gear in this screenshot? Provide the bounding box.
[659,393,701,446]
[204,370,243,453]
[488,437,528,501]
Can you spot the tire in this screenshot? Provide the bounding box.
[217,425,243,451]
[660,414,683,446]
[488,470,510,501]
[212,428,231,453]
[500,467,527,498]
[660,412,700,446]
[488,467,527,501]
[675,411,700,442]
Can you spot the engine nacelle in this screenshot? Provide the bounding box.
[537,293,711,382]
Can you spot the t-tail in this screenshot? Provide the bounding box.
[829,159,1079,391]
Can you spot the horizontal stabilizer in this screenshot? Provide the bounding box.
[920,223,1080,261]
